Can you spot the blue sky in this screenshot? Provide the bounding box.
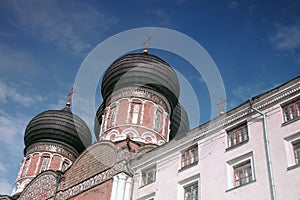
[0,0,300,195]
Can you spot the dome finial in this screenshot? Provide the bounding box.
[66,88,74,107]
[217,97,227,115]
[143,35,152,54]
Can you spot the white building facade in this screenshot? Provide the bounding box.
[130,76,300,200]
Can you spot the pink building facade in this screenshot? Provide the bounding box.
[131,76,300,200]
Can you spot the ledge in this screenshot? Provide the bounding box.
[225,140,249,152]
[178,161,198,172]
[225,180,256,192]
[287,164,300,171]
[282,117,300,127]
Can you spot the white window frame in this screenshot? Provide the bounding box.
[226,152,255,190]
[177,174,200,200]
[284,131,300,168]
[132,104,140,124]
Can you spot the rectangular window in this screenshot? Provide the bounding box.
[141,166,156,186]
[227,123,248,148]
[233,160,252,187]
[184,182,198,200]
[109,107,117,127]
[293,142,300,165]
[40,157,48,172]
[132,104,140,124]
[181,145,198,168]
[154,112,161,131]
[282,99,300,122]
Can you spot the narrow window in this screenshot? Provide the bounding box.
[233,160,252,187]
[155,112,161,130]
[62,161,69,172]
[109,107,117,127]
[40,157,48,172]
[132,104,139,124]
[141,166,156,186]
[227,123,248,148]
[184,182,198,200]
[181,145,198,168]
[293,142,300,165]
[282,99,300,122]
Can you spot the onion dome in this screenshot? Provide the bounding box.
[24,105,92,155]
[169,103,190,139]
[101,53,180,109]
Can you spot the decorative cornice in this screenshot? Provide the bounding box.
[107,87,171,113]
[195,80,300,138]
[25,143,78,161]
[60,160,131,199]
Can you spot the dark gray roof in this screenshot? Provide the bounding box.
[24,106,92,155]
[101,53,180,109]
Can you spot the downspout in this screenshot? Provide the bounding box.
[54,170,64,200]
[249,101,276,200]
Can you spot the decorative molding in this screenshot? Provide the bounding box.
[26,143,78,161]
[61,160,131,199]
[108,88,170,113]
[18,172,57,200]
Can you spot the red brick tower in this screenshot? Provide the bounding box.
[11,102,92,198]
[95,52,189,150]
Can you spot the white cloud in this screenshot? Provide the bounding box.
[270,24,300,51]
[0,180,13,195]
[0,81,43,107]
[5,0,117,54]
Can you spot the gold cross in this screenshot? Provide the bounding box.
[217,97,227,115]
[143,35,152,53]
[66,88,74,107]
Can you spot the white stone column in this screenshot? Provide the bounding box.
[162,112,167,136]
[110,173,132,200]
[47,154,53,170]
[115,173,126,200]
[110,175,118,200]
[124,176,133,200]
[99,114,105,137]
[104,108,110,131]
[126,100,132,124]
[17,157,26,179]
[140,101,145,125]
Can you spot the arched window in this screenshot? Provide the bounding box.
[109,107,117,127]
[155,111,162,131]
[40,157,49,172]
[132,104,140,124]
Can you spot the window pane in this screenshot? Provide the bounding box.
[184,182,198,200]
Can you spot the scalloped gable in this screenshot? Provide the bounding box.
[18,171,57,200]
[63,141,118,188]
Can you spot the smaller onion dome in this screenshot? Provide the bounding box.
[169,103,190,139]
[24,106,92,155]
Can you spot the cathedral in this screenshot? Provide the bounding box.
[0,48,299,200]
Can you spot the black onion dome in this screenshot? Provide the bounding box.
[24,106,92,155]
[169,103,190,139]
[101,53,180,109]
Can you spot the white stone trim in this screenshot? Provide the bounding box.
[177,174,200,200]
